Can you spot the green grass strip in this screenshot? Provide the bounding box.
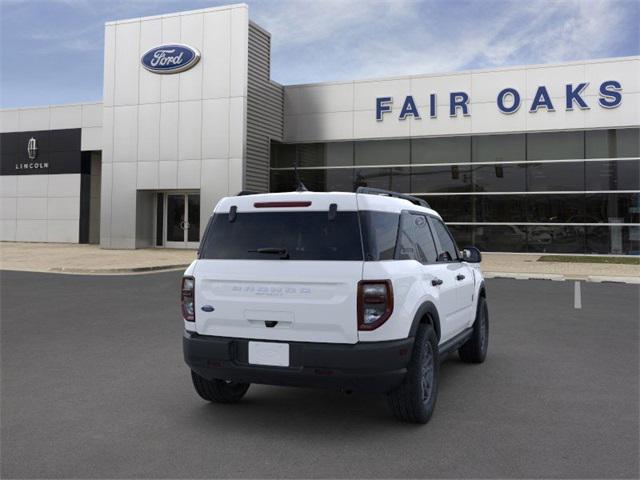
[537,255,640,265]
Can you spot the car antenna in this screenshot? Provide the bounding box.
[294,154,308,192]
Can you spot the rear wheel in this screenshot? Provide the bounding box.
[387,323,439,424]
[190,370,250,403]
[458,296,489,363]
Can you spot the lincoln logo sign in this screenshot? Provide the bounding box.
[141,44,201,74]
[16,136,48,170]
[376,80,622,120]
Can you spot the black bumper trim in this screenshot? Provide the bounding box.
[183,332,414,393]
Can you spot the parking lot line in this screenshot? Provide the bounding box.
[574,281,582,309]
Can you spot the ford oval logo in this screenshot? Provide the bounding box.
[141,44,200,74]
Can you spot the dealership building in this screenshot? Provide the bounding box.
[1,3,638,254]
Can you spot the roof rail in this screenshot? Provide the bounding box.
[236,190,262,196]
[355,187,431,209]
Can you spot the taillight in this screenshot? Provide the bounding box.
[357,280,393,330]
[181,276,195,322]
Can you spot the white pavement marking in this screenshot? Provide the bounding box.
[574,281,582,309]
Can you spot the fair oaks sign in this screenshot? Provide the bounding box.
[141,44,201,74]
[376,80,623,121]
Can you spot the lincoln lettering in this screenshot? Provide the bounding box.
[15,162,48,170]
[151,49,184,67]
[376,80,622,121]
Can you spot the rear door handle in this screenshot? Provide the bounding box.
[456,274,466,281]
[431,278,443,286]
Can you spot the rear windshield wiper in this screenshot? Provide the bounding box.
[248,247,290,259]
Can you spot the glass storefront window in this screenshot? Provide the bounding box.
[586,226,640,255]
[472,225,529,252]
[527,131,584,160]
[472,133,525,162]
[355,139,409,166]
[271,142,296,168]
[354,167,410,192]
[585,159,640,191]
[269,129,640,255]
[527,161,585,191]
[526,225,585,253]
[526,194,585,222]
[419,195,474,222]
[411,165,473,193]
[475,195,528,223]
[585,192,640,224]
[446,225,473,249]
[325,142,354,166]
[585,128,640,158]
[471,163,526,192]
[412,137,470,164]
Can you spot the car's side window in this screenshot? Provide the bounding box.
[395,212,438,263]
[430,217,460,262]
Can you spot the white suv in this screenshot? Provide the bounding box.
[182,188,488,423]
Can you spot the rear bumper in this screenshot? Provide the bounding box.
[183,332,414,393]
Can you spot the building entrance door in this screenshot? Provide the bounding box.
[164,193,200,248]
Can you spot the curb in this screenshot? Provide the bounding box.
[48,264,190,274]
[484,271,640,284]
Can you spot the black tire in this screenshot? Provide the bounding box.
[387,323,439,424]
[458,295,489,363]
[190,370,250,404]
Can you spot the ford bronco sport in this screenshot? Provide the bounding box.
[182,188,488,423]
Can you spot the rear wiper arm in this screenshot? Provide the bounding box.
[248,247,290,259]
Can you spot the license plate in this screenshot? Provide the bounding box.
[248,341,290,367]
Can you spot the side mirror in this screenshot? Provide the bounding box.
[462,246,482,263]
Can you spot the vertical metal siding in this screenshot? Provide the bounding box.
[245,23,284,192]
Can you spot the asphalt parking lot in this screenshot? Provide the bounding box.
[1,270,638,479]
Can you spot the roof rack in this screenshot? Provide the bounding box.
[355,187,431,209]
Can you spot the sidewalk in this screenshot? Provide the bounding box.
[482,253,640,283]
[0,242,638,282]
[0,242,195,274]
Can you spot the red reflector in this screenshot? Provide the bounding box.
[254,201,312,208]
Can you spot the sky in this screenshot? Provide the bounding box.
[0,0,638,108]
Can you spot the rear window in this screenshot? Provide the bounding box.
[199,211,363,261]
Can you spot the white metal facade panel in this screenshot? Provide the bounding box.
[99,4,250,248]
[0,173,81,243]
[284,57,640,142]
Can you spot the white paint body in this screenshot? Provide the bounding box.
[187,191,484,345]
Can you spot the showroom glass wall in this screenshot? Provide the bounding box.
[270,128,640,255]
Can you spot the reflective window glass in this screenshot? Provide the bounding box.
[527,161,585,191]
[472,225,528,252]
[585,128,640,158]
[585,192,640,224]
[471,163,526,192]
[354,167,410,192]
[526,226,585,253]
[411,165,473,193]
[475,195,528,222]
[472,134,525,162]
[447,225,473,249]
[526,194,585,222]
[418,195,473,222]
[412,136,470,164]
[585,160,640,191]
[527,131,584,160]
[355,139,409,166]
[270,142,296,168]
[586,226,640,255]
